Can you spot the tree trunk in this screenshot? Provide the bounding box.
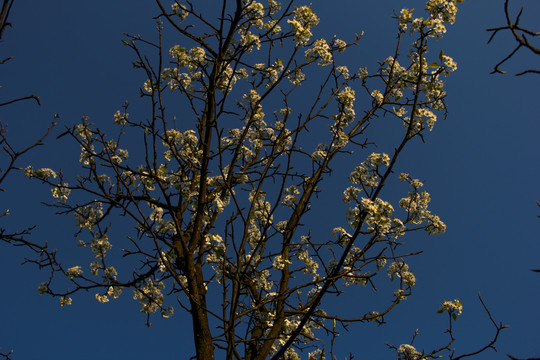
[189,262,214,360]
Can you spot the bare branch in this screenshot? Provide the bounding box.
[487,0,540,75]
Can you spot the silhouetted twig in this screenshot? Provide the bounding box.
[486,0,540,75]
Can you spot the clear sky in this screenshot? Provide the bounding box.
[0,1,539,359]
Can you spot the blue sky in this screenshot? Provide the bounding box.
[0,1,539,359]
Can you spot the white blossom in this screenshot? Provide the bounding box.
[90,233,112,259]
[25,166,57,180]
[95,294,109,303]
[66,266,83,279]
[51,184,70,202]
[107,286,123,299]
[74,203,103,230]
[113,110,128,125]
[272,254,291,270]
[358,66,368,79]
[333,38,347,53]
[37,282,48,295]
[133,278,166,314]
[371,89,384,105]
[288,5,319,46]
[438,299,463,318]
[281,185,300,208]
[171,2,188,21]
[59,296,72,307]
[398,8,414,30]
[397,344,426,360]
[305,39,332,66]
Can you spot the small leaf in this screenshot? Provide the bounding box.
[439,49,445,61]
[428,62,439,68]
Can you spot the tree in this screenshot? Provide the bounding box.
[487,0,540,76]
[488,3,540,360]
[0,0,52,243]
[0,0,55,358]
[13,1,506,359]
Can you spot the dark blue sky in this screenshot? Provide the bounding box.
[0,1,539,359]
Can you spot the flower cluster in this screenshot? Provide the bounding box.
[287,67,305,85]
[347,153,390,191]
[296,248,319,274]
[400,0,458,38]
[158,250,178,273]
[305,39,332,66]
[169,45,207,71]
[404,107,438,134]
[252,59,284,88]
[399,173,446,235]
[148,203,164,223]
[90,233,112,259]
[336,65,350,79]
[265,311,323,359]
[281,185,300,208]
[397,344,426,360]
[74,202,103,230]
[358,66,368,79]
[216,64,240,92]
[96,294,109,303]
[160,45,208,93]
[311,143,328,161]
[242,0,265,28]
[51,183,71,202]
[272,254,291,270]
[110,147,129,165]
[308,349,325,360]
[66,266,83,279]
[171,2,188,21]
[133,278,171,316]
[243,89,261,106]
[438,299,463,320]
[113,110,128,125]
[162,128,202,167]
[239,29,261,52]
[59,296,72,307]
[24,166,56,180]
[349,197,396,237]
[268,0,280,14]
[332,86,356,128]
[108,286,122,299]
[287,5,319,46]
[380,57,413,101]
[376,35,458,134]
[441,54,458,75]
[387,262,416,287]
[426,0,458,24]
[333,38,347,53]
[102,266,117,282]
[398,9,414,31]
[370,89,384,105]
[37,282,48,295]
